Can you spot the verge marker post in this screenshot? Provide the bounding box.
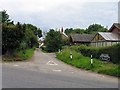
[70,53,72,60]
[91,55,93,66]
[70,43,72,61]
[58,49,60,53]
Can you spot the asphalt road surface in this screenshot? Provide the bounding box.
[2,49,118,88]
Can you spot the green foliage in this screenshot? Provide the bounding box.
[64,24,108,35]
[1,10,10,23]
[2,11,40,55]
[2,23,25,53]
[41,46,47,52]
[73,28,85,34]
[37,28,42,38]
[2,22,39,54]
[65,28,73,35]
[25,24,42,37]
[24,25,38,48]
[65,28,85,35]
[45,29,62,52]
[85,24,108,34]
[70,44,120,64]
[61,37,70,46]
[56,48,119,77]
[16,48,35,60]
[25,24,37,35]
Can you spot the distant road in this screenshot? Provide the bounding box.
[2,49,118,88]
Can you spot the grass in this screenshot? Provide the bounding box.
[56,48,119,77]
[3,48,35,61]
[16,48,35,60]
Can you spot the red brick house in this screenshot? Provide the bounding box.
[109,23,120,33]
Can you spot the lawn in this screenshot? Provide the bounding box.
[56,48,119,77]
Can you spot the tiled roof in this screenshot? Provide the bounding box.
[70,34,94,42]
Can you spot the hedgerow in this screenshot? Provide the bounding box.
[69,44,120,64]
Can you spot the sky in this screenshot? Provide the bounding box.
[0,0,119,31]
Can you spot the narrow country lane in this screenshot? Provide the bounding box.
[2,49,118,88]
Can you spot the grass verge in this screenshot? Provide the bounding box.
[3,48,35,61]
[56,48,119,77]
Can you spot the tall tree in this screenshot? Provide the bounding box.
[85,24,108,34]
[37,28,42,38]
[72,28,85,34]
[65,28,85,35]
[65,28,73,35]
[2,11,39,54]
[25,24,38,35]
[1,10,10,23]
[45,29,62,52]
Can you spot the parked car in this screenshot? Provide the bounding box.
[100,54,110,61]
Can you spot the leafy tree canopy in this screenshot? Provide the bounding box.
[85,24,108,34]
[64,24,108,35]
[2,10,42,54]
[45,29,62,52]
[37,28,42,38]
[1,10,11,23]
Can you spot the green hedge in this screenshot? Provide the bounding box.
[69,44,120,64]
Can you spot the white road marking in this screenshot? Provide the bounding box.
[46,60,58,65]
[13,65,19,67]
[52,69,61,72]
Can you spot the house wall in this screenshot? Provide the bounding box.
[92,34,105,42]
[110,27,120,33]
[72,42,91,46]
[91,33,120,47]
[91,42,106,47]
[91,41,120,47]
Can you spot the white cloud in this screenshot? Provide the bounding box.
[0,0,119,30]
